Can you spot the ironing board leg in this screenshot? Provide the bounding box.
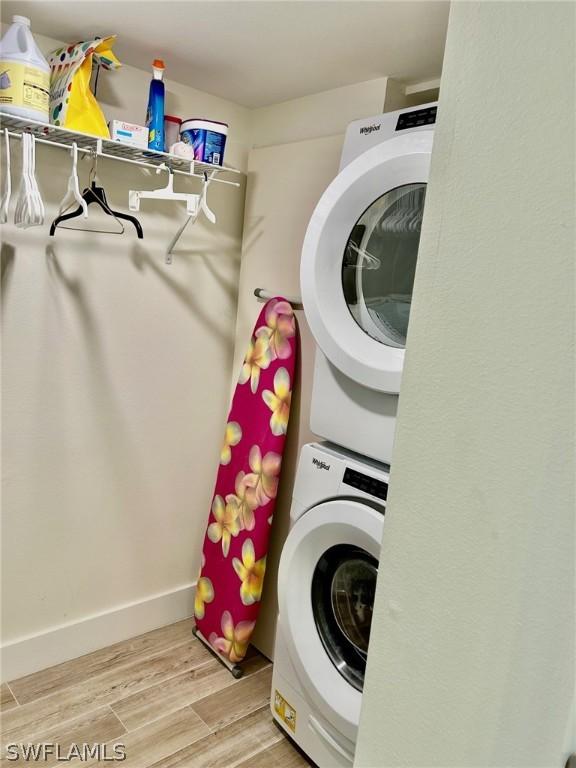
[192,625,244,679]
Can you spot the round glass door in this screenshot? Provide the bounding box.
[342,182,426,348]
[311,544,378,692]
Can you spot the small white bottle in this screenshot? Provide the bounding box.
[0,16,50,123]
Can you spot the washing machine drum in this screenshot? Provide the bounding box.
[301,130,433,394]
[277,499,384,741]
[311,543,378,692]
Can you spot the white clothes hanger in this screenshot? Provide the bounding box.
[15,133,43,228]
[0,129,11,224]
[128,168,201,216]
[14,132,29,227]
[346,241,381,270]
[58,142,88,218]
[30,132,44,224]
[165,170,217,264]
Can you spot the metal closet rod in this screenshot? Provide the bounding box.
[3,128,241,188]
[254,287,303,309]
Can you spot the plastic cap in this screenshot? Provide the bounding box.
[12,15,31,25]
[153,59,165,69]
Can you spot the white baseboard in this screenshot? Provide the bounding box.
[1,582,196,683]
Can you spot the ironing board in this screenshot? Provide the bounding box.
[194,297,298,675]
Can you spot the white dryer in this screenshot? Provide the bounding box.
[301,103,437,463]
[271,442,389,767]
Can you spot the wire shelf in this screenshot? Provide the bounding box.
[0,112,242,186]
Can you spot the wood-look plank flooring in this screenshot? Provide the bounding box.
[1,619,311,767]
[0,684,18,713]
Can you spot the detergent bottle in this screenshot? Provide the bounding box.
[0,15,50,122]
[145,59,165,151]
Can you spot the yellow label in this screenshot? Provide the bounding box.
[0,61,50,112]
[274,689,296,733]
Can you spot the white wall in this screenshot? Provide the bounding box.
[250,78,388,148]
[356,3,575,767]
[1,29,251,679]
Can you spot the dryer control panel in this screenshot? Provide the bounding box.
[339,101,437,170]
[396,105,437,131]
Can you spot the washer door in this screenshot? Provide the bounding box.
[312,544,378,692]
[277,499,384,741]
[301,131,433,393]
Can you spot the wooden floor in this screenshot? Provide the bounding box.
[0,619,312,767]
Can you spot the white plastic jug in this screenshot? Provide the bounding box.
[0,16,50,123]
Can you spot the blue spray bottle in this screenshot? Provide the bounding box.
[146,59,165,151]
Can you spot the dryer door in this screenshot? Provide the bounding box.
[277,498,384,742]
[301,130,433,393]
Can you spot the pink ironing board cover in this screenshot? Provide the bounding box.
[194,297,298,664]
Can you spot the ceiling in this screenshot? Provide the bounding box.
[2,1,450,108]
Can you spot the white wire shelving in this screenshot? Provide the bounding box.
[0,112,242,187]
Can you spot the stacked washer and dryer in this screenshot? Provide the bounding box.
[271,103,437,766]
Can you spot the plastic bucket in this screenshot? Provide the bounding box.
[180,118,228,166]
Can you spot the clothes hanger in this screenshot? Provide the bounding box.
[381,185,424,235]
[14,132,44,228]
[164,170,217,264]
[30,132,45,225]
[50,150,143,238]
[128,166,203,216]
[13,132,29,227]
[345,241,381,270]
[0,128,11,224]
[57,142,88,219]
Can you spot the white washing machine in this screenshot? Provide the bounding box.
[271,442,389,766]
[301,103,437,464]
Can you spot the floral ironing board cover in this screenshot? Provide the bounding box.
[194,297,297,665]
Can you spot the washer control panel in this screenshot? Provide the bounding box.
[343,467,388,501]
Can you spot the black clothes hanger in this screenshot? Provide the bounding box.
[49,180,143,238]
[50,146,143,238]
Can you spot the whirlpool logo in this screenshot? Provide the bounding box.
[360,123,381,135]
[312,458,330,471]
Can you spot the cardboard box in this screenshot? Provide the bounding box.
[109,120,149,149]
